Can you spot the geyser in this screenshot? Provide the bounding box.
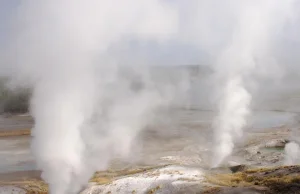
[285,142,300,165]
[0,0,299,193]
[211,0,296,167]
[5,1,178,193]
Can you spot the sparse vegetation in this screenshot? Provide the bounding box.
[0,165,169,193]
[90,165,169,184]
[0,129,31,137]
[1,165,300,193]
[147,185,162,194]
[0,180,48,194]
[204,165,300,194]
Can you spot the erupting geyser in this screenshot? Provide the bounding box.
[212,0,296,167]
[0,0,298,193]
[5,1,178,193]
[285,142,300,165]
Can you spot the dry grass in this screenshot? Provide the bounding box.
[201,186,222,194]
[244,166,283,173]
[146,185,162,194]
[205,165,300,193]
[0,165,169,193]
[205,172,251,187]
[89,177,112,185]
[0,180,48,194]
[90,165,168,184]
[206,168,300,187]
[0,129,31,137]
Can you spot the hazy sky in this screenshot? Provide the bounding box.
[0,1,20,45]
[1,1,300,68]
[0,0,208,66]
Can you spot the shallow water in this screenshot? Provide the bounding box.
[2,75,300,174]
[0,136,35,173]
[0,108,296,173]
[249,111,296,129]
[0,115,32,131]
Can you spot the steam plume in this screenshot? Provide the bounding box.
[211,0,296,167]
[6,1,178,193]
[285,142,300,165]
[1,0,300,193]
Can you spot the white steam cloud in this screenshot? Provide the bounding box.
[211,0,296,167]
[1,0,300,193]
[285,142,300,165]
[5,1,179,193]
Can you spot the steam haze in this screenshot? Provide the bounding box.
[1,0,300,193]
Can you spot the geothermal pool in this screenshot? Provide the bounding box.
[0,109,297,174]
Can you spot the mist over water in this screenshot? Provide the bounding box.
[0,0,300,193]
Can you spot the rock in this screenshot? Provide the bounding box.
[227,161,240,166]
[265,139,289,148]
[229,164,247,173]
[227,161,248,173]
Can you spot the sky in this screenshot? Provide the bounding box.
[0,1,20,45]
[1,0,300,68]
[0,0,208,66]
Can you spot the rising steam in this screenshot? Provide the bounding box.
[211,0,296,167]
[285,142,300,165]
[0,0,299,193]
[6,1,178,193]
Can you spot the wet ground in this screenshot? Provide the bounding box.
[0,109,297,173]
[1,84,300,193]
